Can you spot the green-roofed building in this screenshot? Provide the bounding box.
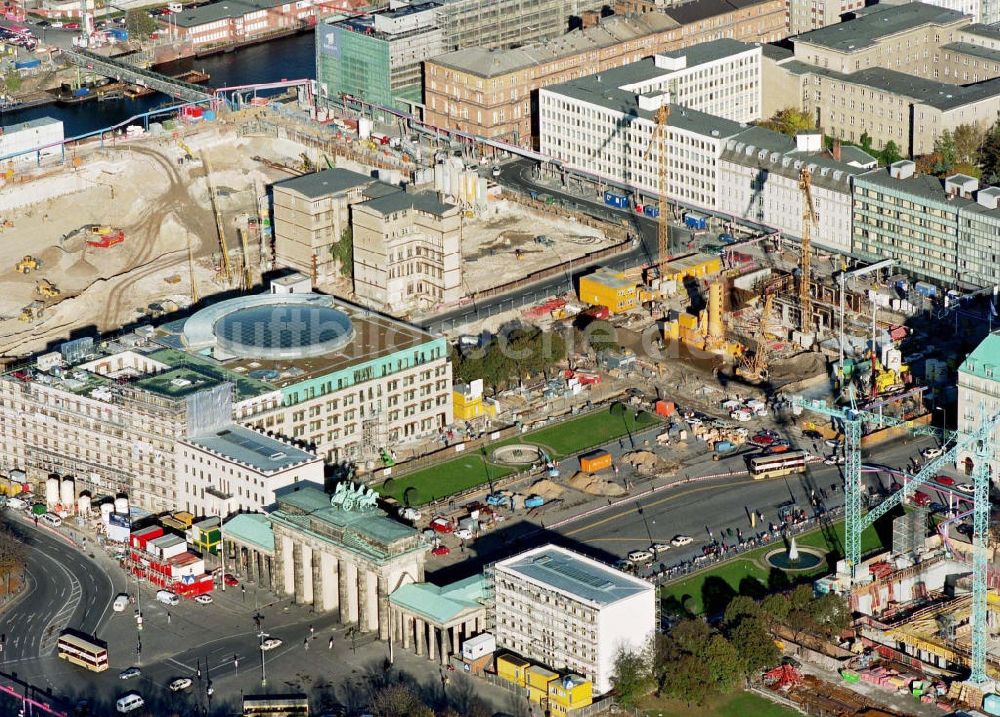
[264,484,428,639]
[389,574,489,665]
[958,332,1000,478]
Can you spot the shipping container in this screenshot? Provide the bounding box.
[643,204,659,218]
[683,212,708,230]
[603,191,629,209]
[579,449,613,473]
[914,281,937,298]
[654,400,675,417]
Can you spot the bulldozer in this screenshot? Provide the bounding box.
[15,255,40,274]
[19,301,44,322]
[35,279,60,298]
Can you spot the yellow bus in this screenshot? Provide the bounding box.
[57,632,109,672]
[748,451,809,480]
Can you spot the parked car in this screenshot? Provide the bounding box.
[50,21,63,27]
[750,433,775,447]
[935,475,956,486]
[651,543,670,555]
[825,438,843,448]
[911,491,932,507]
[223,574,239,587]
[431,545,450,556]
[65,22,79,29]
[112,594,129,612]
[612,559,634,572]
[454,528,473,540]
[628,549,654,563]
[922,447,944,459]
[261,637,282,651]
[430,517,452,534]
[119,666,142,680]
[956,483,975,495]
[491,166,501,177]
[169,677,193,692]
[399,507,421,521]
[957,523,974,537]
[670,535,693,547]
[195,594,213,605]
[803,429,823,440]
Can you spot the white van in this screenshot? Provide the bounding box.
[5,497,24,510]
[116,693,144,713]
[155,590,179,606]
[41,513,62,527]
[113,594,130,612]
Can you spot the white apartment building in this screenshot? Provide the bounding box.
[493,545,655,694]
[957,333,1000,480]
[539,47,752,211]
[717,128,876,254]
[352,190,463,311]
[179,424,324,517]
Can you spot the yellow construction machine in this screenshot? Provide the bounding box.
[15,255,40,274]
[35,279,60,298]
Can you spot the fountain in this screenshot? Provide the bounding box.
[764,534,823,571]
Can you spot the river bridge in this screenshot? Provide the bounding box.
[59,48,215,104]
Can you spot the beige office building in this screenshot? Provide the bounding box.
[352,190,463,311]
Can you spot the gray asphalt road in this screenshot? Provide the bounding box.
[1,517,115,665]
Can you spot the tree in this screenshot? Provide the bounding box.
[661,653,712,705]
[759,107,816,137]
[703,634,743,693]
[933,130,957,175]
[723,595,760,628]
[0,522,24,598]
[953,122,985,165]
[859,132,874,154]
[878,140,901,166]
[671,618,711,654]
[759,594,790,626]
[812,592,851,636]
[125,8,158,38]
[915,152,942,176]
[980,121,1000,182]
[1,69,21,94]
[331,227,354,277]
[610,645,653,707]
[369,684,434,717]
[789,584,814,611]
[729,617,780,677]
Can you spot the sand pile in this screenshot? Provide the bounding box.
[529,478,565,501]
[568,471,626,497]
[622,450,661,474]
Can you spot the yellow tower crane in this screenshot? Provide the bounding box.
[238,227,253,291]
[643,104,671,275]
[187,233,200,305]
[799,167,817,332]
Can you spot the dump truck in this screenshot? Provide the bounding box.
[15,255,39,274]
[35,279,60,298]
[86,225,125,248]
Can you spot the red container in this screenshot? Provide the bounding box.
[654,400,675,417]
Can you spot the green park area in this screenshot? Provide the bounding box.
[377,405,659,505]
[660,520,887,615]
[640,689,800,717]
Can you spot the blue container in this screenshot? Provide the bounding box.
[684,212,708,230]
[73,87,90,97]
[203,110,216,121]
[603,191,629,209]
[643,204,659,218]
[14,58,40,69]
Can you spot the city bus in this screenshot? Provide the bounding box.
[57,632,109,672]
[748,451,809,480]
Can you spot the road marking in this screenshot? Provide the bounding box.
[562,479,756,537]
[167,657,194,673]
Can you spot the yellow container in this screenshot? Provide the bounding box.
[497,654,530,687]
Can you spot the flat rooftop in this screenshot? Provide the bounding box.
[663,0,778,25]
[186,423,318,475]
[792,2,965,52]
[272,168,376,199]
[496,544,653,607]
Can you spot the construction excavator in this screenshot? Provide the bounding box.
[15,255,40,274]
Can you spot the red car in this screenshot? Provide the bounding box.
[912,491,932,507]
[750,433,776,447]
[430,518,453,534]
[65,21,79,29]
[223,573,239,586]
[935,475,956,487]
[431,545,450,556]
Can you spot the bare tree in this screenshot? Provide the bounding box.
[0,520,25,598]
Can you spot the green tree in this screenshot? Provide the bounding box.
[933,130,957,175]
[789,584,814,611]
[954,122,985,165]
[661,653,712,706]
[859,132,874,154]
[125,8,158,38]
[330,226,354,277]
[980,121,1000,182]
[878,140,901,166]
[812,592,851,636]
[759,593,790,626]
[1,69,21,94]
[671,618,712,654]
[703,634,743,693]
[610,645,653,707]
[729,617,780,677]
[759,107,816,137]
[723,595,760,628]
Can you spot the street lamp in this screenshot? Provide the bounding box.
[935,406,947,442]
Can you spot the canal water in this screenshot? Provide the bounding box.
[0,30,316,136]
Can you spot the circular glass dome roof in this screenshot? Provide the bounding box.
[213,303,354,359]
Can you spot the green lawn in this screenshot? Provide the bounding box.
[640,689,800,717]
[660,520,886,615]
[377,406,660,505]
[510,406,660,459]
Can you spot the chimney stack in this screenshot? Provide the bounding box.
[832,138,841,162]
